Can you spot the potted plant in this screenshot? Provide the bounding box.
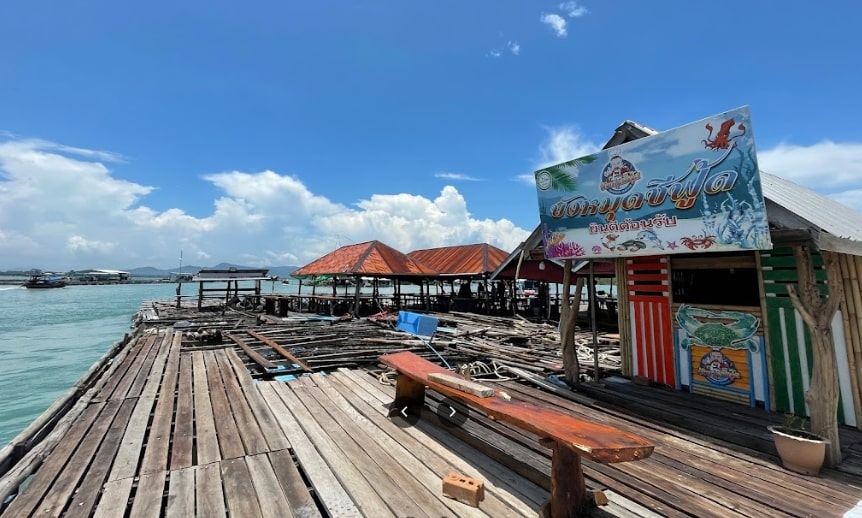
[768,415,830,476]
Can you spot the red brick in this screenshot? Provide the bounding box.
[442,472,485,507]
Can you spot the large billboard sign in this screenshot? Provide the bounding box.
[534,106,772,260]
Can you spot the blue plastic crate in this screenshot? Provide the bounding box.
[396,311,438,338]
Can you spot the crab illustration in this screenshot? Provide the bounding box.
[676,304,760,352]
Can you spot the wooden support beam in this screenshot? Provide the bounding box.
[225,333,276,370]
[246,330,313,373]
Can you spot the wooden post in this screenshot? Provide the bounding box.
[615,258,632,377]
[388,374,425,418]
[787,247,844,466]
[560,260,581,387]
[540,439,588,518]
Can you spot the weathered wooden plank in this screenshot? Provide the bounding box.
[93,477,134,518]
[246,453,294,518]
[215,349,268,455]
[291,377,433,517]
[64,398,138,518]
[315,375,490,517]
[221,457,263,518]
[223,348,292,452]
[203,350,245,460]
[1,403,104,517]
[122,334,166,400]
[195,463,227,518]
[107,393,156,481]
[256,382,361,517]
[93,335,153,402]
[302,374,468,517]
[192,352,220,465]
[226,332,276,369]
[165,466,195,518]
[36,399,124,517]
[170,352,194,470]
[247,329,313,372]
[273,381,414,516]
[129,470,166,518]
[138,332,176,399]
[140,333,181,475]
[427,372,495,397]
[331,369,540,517]
[268,449,322,518]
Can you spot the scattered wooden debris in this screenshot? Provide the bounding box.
[141,302,622,384]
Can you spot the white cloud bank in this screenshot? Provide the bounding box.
[0,138,529,270]
[3,131,862,272]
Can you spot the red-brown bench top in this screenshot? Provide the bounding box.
[380,351,654,464]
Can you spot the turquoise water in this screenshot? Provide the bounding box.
[0,281,298,446]
[0,275,473,447]
[0,279,418,446]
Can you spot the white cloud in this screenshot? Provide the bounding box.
[559,1,589,17]
[488,49,502,58]
[435,172,484,182]
[508,41,521,55]
[0,137,530,270]
[540,13,567,37]
[537,126,599,168]
[758,140,862,211]
[516,126,600,185]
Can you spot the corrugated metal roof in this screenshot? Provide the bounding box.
[761,171,862,242]
[291,240,438,278]
[406,243,509,276]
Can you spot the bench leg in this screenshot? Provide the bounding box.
[542,440,587,518]
[388,373,425,418]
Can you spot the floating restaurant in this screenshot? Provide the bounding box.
[2,107,862,517]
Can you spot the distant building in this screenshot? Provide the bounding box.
[68,269,131,284]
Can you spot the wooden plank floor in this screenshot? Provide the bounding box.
[3,327,862,517]
[0,330,543,517]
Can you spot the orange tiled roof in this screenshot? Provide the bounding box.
[291,241,438,277]
[407,243,509,276]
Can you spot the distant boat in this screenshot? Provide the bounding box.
[23,270,67,289]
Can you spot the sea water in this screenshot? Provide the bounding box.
[0,281,294,446]
[0,279,422,446]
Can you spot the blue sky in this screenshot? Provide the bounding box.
[1,1,861,270]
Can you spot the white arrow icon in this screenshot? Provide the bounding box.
[400,406,408,418]
[449,406,456,418]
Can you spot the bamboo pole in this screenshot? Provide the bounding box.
[848,255,862,428]
[755,251,778,412]
[615,258,632,377]
[838,254,862,428]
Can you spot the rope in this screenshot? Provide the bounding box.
[378,370,397,385]
[461,360,516,382]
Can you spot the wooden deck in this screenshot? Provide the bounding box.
[0,329,545,517]
[2,324,862,517]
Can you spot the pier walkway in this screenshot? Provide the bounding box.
[1,315,861,516]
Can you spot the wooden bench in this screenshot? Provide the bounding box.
[379,351,654,518]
